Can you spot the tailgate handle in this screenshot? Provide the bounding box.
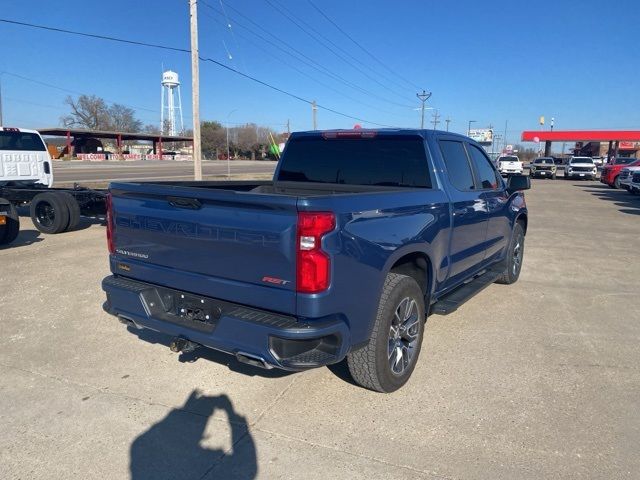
[168,196,202,210]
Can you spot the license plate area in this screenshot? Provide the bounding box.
[140,285,226,333]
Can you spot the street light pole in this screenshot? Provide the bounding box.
[226,109,237,179]
[416,90,432,129]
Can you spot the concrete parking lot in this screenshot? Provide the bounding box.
[1,179,639,479]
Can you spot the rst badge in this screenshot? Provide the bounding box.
[262,276,291,286]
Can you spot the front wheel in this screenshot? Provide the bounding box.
[614,176,621,189]
[496,222,525,285]
[348,273,425,393]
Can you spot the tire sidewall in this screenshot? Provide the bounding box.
[30,193,70,234]
[505,223,525,283]
[373,276,425,392]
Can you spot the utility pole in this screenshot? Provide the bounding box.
[311,101,317,130]
[445,117,451,132]
[503,120,508,151]
[416,90,432,129]
[189,0,202,180]
[0,75,3,126]
[287,119,290,135]
[431,110,440,130]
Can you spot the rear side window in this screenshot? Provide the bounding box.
[467,144,501,190]
[439,140,475,191]
[0,131,47,151]
[277,135,431,187]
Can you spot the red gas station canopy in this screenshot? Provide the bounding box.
[521,130,640,142]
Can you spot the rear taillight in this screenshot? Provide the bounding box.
[106,193,115,254]
[296,212,335,293]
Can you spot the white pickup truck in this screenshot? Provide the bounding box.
[497,155,523,176]
[619,166,640,192]
[0,127,53,187]
[0,126,107,239]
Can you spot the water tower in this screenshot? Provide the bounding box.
[160,70,184,136]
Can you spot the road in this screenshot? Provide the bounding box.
[53,159,277,185]
[1,179,639,479]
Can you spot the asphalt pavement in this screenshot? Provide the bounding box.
[53,159,277,185]
[1,178,639,479]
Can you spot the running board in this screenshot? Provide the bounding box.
[431,269,502,315]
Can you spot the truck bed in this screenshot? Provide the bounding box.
[114,180,413,197]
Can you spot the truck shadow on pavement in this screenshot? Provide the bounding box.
[581,185,640,215]
[130,390,257,480]
[0,228,42,249]
[126,326,292,379]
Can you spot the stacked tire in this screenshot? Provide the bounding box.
[29,192,81,234]
[0,199,20,246]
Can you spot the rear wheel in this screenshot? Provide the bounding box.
[30,192,70,234]
[58,192,81,231]
[496,222,525,285]
[614,176,621,189]
[347,273,425,393]
[0,201,20,245]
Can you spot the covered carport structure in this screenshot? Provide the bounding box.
[521,130,640,159]
[37,128,193,159]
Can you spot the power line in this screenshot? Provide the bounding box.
[1,71,163,116]
[200,9,404,118]
[201,1,413,111]
[306,0,422,91]
[217,0,248,74]
[0,18,189,54]
[0,16,394,128]
[265,0,411,108]
[264,0,414,104]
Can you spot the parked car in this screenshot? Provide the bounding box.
[601,157,640,188]
[564,157,597,180]
[592,157,605,167]
[529,157,557,179]
[618,166,640,191]
[101,129,530,393]
[630,171,640,195]
[497,155,523,176]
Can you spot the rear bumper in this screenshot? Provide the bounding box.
[102,275,351,371]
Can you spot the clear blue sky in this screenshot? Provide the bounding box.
[1,0,639,144]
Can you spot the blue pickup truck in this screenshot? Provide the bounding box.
[102,129,529,392]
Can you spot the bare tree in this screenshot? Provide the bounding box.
[108,104,142,132]
[61,95,143,133]
[61,95,110,130]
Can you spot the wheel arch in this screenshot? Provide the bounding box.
[385,249,433,301]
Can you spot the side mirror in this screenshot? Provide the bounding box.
[507,174,530,193]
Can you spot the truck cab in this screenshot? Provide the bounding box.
[0,127,53,187]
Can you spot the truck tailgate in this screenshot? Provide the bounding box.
[110,183,298,315]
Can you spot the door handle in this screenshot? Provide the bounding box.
[453,207,467,216]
